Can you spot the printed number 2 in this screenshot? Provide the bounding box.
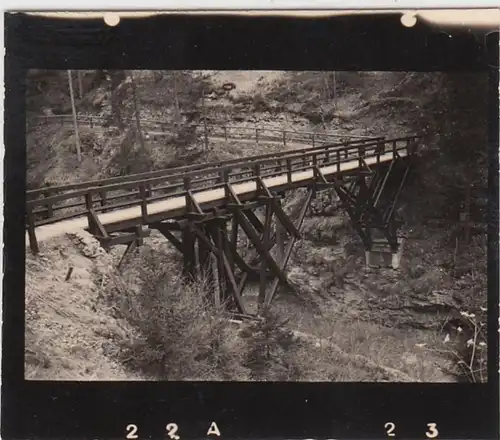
[166,423,180,440]
[385,422,396,437]
[426,423,439,438]
[126,424,138,439]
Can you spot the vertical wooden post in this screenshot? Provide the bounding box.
[220,169,230,199]
[198,224,214,291]
[276,199,285,266]
[336,150,341,174]
[184,177,191,212]
[312,133,315,148]
[26,205,39,254]
[254,163,261,178]
[259,202,272,309]
[182,224,196,280]
[286,158,292,183]
[139,184,148,223]
[136,225,145,246]
[100,190,108,213]
[283,131,287,147]
[43,191,53,219]
[84,192,94,233]
[211,220,227,304]
[256,128,259,144]
[230,215,238,274]
[224,125,227,141]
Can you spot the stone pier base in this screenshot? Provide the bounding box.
[365,237,405,269]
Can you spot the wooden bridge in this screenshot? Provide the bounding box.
[26,134,422,317]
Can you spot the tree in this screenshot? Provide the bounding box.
[109,70,126,129]
[127,70,147,154]
[67,70,82,162]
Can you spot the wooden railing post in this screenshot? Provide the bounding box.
[377,141,384,165]
[358,145,365,170]
[392,140,397,158]
[85,191,94,233]
[139,184,149,223]
[254,163,261,178]
[312,133,315,148]
[256,128,259,145]
[26,205,39,254]
[286,159,292,183]
[220,169,230,199]
[183,177,192,212]
[99,190,108,211]
[336,150,341,174]
[43,191,53,219]
[283,131,287,147]
[224,125,227,141]
[406,138,413,155]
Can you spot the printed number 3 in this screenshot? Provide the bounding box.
[385,422,396,437]
[426,423,439,438]
[126,424,138,439]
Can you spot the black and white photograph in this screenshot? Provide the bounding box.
[25,69,489,383]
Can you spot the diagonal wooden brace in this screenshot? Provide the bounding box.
[264,189,313,306]
[237,209,295,294]
[153,222,184,253]
[88,209,109,239]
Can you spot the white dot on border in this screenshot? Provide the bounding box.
[401,12,417,28]
[104,12,120,27]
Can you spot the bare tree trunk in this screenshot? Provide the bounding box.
[67,70,82,162]
[323,73,330,99]
[110,71,125,129]
[128,71,146,153]
[172,71,180,125]
[77,70,84,99]
[332,71,337,108]
[202,87,208,153]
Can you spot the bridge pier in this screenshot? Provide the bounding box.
[142,185,313,317]
[365,236,405,269]
[330,154,412,270]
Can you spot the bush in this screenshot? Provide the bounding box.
[240,312,306,381]
[105,249,249,381]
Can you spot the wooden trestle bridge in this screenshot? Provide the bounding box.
[26,134,422,317]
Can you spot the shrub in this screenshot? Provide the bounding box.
[240,311,306,381]
[252,93,271,113]
[105,249,249,381]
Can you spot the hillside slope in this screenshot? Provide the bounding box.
[25,232,148,380]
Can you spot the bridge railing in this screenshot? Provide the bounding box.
[26,136,421,234]
[29,114,376,147]
[26,136,384,203]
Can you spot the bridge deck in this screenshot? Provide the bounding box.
[26,147,409,246]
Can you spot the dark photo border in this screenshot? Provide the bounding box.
[3,12,499,439]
